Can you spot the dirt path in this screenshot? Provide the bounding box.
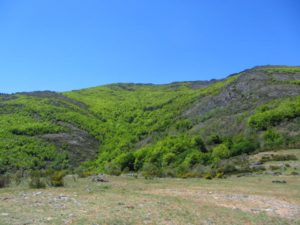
[146,188,300,219]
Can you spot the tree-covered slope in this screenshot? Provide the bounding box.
[0,66,299,176]
[0,92,100,173]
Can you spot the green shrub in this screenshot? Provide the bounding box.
[29,171,46,189]
[207,134,222,145]
[231,138,257,156]
[215,154,251,175]
[204,173,213,179]
[74,162,97,178]
[263,130,284,149]
[248,96,300,130]
[211,144,230,162]
[175,164,190,177]
[260,154,297,163]
[14,171,23,185]
[11,125,62,136]
[273,154,298,161]
[269,165,281,171]
[175,119,192,130]
[49,170,66,187]
[192,137,207,152]
[179,172,198,179]
[183,151,205,168]
[76,169,94,178]
[133,149,147,171]
[215,172,224,178]
[105,162,122,176]
[161,167,176,177]
[217,162,237,174]
[162,153,176,167]
[115,152,135,171]
[0,174,11,188]
[142,163,161,179]
[192,164,207,177]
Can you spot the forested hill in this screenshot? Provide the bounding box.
[1,66,300,176]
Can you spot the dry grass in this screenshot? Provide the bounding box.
[250,149,300,175]
[0,174,299,225]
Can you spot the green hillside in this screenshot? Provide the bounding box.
[1,66,300,177]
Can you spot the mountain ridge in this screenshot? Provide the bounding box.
[3,65,299,95]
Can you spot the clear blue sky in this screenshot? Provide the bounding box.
[0,0,299,93]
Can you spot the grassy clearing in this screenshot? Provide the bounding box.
[250,149,300,176]
[0,174,299,225]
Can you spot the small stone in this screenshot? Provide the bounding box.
[264,208,273,212]
[272,180,287,184]
[91,174,109,182]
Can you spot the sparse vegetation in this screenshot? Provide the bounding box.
[254,66,300,74]
[0,174,11,188]
[48,170,66,187]
[29,171,46,189]
[259,153,298,163]
[0,174,299,225]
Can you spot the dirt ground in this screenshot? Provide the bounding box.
[0,175,299,225]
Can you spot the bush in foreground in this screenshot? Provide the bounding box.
[142,163,162,179]
[29,171,46,189]
[49,170,66,187]
[0,174,11,188]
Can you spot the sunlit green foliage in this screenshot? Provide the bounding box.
[1,67,299,177]
[0,95,85,173]
[207,134,222,145]
[0,76,238,175]
[263,129,284,150]
[49,170,66,187]
[65,77,237,171]
[230,137,257,156]
[248,96,300,130]
[211,144,230,162]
